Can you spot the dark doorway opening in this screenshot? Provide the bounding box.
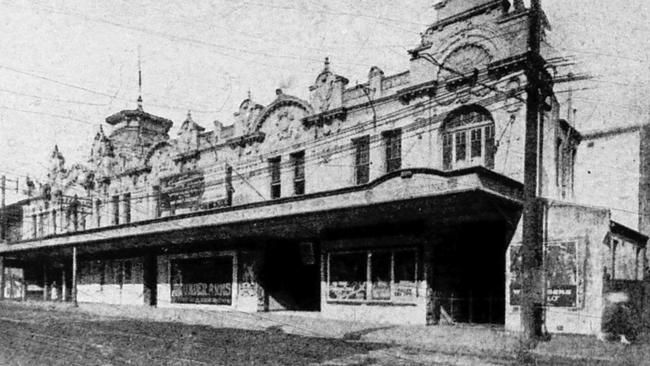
[430,220,508,324]
[260,241,320,311]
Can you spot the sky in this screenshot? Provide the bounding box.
[0,0,649,203]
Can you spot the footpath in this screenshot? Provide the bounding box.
[10,301,650,365]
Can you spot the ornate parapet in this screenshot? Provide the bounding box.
[301,107,347,129]
[226,131,266,149]
[396,80,438,105]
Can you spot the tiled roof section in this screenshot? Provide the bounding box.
[105,108,173,132]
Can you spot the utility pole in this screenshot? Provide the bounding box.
[521,0,547,345]
[1,175,5,242]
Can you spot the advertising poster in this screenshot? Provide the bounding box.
[545,241,577,307]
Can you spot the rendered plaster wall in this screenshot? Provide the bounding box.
[505,202,609,335]
[575,129,641,230]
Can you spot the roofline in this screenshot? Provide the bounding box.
[581,123,647,140]
[611,221,648,247]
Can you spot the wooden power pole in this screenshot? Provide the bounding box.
[521,0,547,344]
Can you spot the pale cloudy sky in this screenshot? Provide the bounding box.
[0,0,648,202]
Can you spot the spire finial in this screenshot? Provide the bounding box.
[137,45,143,110]
[187,110,192,120]
[247,89,252,101]
[324,56,330,70]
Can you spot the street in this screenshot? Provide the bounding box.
[0,302,498,366]
[0,302,640,366]
[0,302,535,366]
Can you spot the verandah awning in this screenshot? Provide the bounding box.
[0,167,523,258]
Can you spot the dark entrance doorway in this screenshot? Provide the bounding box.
[430,220,508,324]
[260,241,320,311]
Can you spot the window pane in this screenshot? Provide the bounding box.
[384,130,401,172]
[269,157,281,198]
[292,152,305,195]
[394,251,417,299]
[485,125,495,169]
[124,193,131,224]
[455,131,466,162]
[354,136,370,184]
[471,128,482,158]
[371,252,391,300]
[329,252,367,300]
[443,133,453,170]
[123,260,132,284]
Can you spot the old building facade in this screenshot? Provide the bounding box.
[0,0,645,335]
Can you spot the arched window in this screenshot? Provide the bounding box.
[441,105,495,170]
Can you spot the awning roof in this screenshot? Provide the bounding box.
[0,167,523,257]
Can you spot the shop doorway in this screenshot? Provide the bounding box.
[430,221,508,324]
[260,241,320,311]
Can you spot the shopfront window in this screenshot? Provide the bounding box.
[328,252,367,300]
[328,248,418,303]
[170,256,233,305]
[371,252,391,300]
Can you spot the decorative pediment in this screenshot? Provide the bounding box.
[177,111,205,154]
[251,90,312,145]
[234,92,264,136]
[145,141,177,179]
[309,58,349,114]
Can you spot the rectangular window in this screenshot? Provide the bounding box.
[328,249,418,303]
[225,165,233,206]
[291,151,305,195]
[123,260,132,284]
[123,193,131,224]
[384,129,402,173]
[95,199,102,227]
[52,210,57,234]
[353,136,370,185]
[112,195,120,225]
[455,131,467,162]
[393,250,417,299]
[485,125,495,169]
[32,214,37,238]
[442,133,453,170]
[170,256,234,305]
[38,213,44,237]
[371,252,391,300]
[269,157,281,199]
[72,204,78,231]
[329,252,367,300]
[470,128,482,158]
[153,187,161,219]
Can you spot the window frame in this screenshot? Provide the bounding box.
[441,108,495,170]
[383,129,402,173]
[112,195,120,225]
[353,135,370,185]
[326,247,419,304]
[123,193,131,224]
[269,156,282,199]
[291,151,305,196]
